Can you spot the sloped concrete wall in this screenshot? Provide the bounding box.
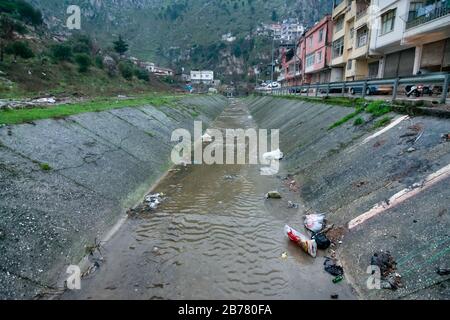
[247,96,450,299]
[0,95,228,299]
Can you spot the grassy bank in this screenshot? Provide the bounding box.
[0,94,181,125]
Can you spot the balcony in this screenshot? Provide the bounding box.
[406,4,450,30]
[356,8,367,21]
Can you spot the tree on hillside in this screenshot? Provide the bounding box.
[113,36,129,55]
[5,40,34,61]
[271,10,278,22]
[16,0,43,26]
[50,43,73,61]
[74,53,92,72]
[0,14,26,62]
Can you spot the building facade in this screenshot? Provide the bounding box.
[303,15,333,84]
[190,70,214,84]
[369,0,450,78]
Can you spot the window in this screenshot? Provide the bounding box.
[318,28,324,42]
[308,36,313,48]
[347,59,353,70]
[306,53,315,67]
[332,36,344,58]
[408,2,425,21]
[357,27,368,47]
[380,9,396,35]
[317,51,322,62]
[335,15,344,32]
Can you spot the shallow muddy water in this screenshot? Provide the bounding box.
[62,99,356,300]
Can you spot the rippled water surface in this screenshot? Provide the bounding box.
[62,99,355,300]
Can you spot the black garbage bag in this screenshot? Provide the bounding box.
[312,232,331,250]
[324,257,344,276]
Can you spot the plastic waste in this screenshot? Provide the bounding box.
[145,193,164,210]
[262,149,284,161]
[324,257,344,276]
[284,225,317,258]
[304,214,325,233]
[202,133,212,142]
[312,232,331,250]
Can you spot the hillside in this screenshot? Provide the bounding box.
[30,0,333,78]
[0,0,174,99]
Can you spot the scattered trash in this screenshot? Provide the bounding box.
[262,149,284,161]
[287,201,299,209]
[326,226,347,244]
[287,180,299,192]
[437,268,450,276]
[145,193,164,210]
[202,133,212,142]
[34,97,56,104]
[324,257,344,277]
[407,147,416,153]
[441,133,450,142]
[370,251,402,290]
[354,181,367,188]
[224,174,238,180]
[312,232,331,250]
[281,252,288,259]
[370,251,396,277]
[330,294,339,299]
[332,275,343,284]
[284,225,317,258]
[304,214,325,233]
[266,191,282,199]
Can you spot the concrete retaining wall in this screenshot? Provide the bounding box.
[0,95,228,299]
[247,95,450,299]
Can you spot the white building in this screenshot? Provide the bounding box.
[280,19,305,43]
[369,0,450,78]
[190,70,214,84]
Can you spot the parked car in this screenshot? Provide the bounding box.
[349,85,392,95]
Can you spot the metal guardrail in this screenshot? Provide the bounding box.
[257,73,450,104]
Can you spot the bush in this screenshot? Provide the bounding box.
[353,117,364,126]
[134,68,149,81]
[70,34,93,54]
[74,53,92,72]
[118,62,133,80]
[365,100,391,117]
[374,116,392,128]
[51,44,73,61]
[95,55,104,69]
[5,41,34,60]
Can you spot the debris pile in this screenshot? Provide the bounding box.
[370,251,402,290]
[145,193,164,210]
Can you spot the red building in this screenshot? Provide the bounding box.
[280,15,332,87]
[303,15,333,84]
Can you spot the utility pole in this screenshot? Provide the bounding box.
[271,36,275,84]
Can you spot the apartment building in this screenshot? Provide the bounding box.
[190,70,214,84]
[303,15,333,84]
[369,0,450,78]
[330,0,376,81]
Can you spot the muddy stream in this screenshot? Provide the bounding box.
[62,99,356,300]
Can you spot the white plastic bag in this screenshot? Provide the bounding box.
[304,214,325,233]
[284,225,317,258]
[262,149,284,161]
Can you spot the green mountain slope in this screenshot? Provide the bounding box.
[30,0,332,79]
